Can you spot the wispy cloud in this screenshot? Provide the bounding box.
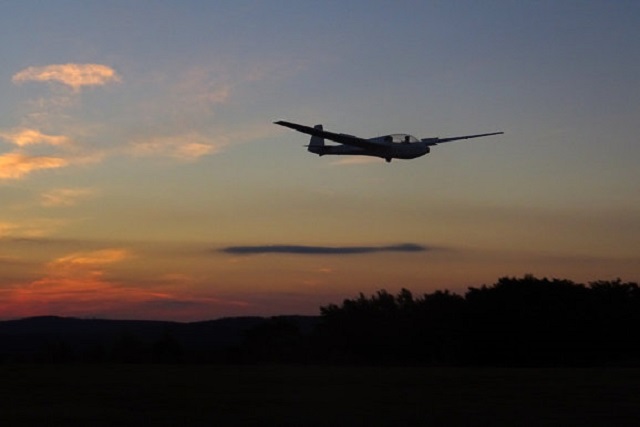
[48,248,131,270]
[3,60,292,184]
[127,123,279,160]
[129,132,221,160]
[0,219,66,239]
[175,67,233,112]
[221,243,429,255]
[0,123,108,180]
[4,64,119,180]
[0,152,68,179]
[41,188,95,207]
[0,222,18,238]
[12,63,120,91]
[0,126,80,180]
[0,128,70,147]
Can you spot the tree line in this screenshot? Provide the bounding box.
[2,275,639,366]
[245,275,640,366]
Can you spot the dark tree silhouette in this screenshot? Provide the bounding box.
[463,275,590,364]
[414,290,466,364]
[317,289,414,363]
[314,275,640,366]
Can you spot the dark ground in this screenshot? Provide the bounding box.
[1,365,639,426]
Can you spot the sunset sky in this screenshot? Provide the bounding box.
[1,1,639,321]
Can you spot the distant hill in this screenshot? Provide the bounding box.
[0,315,319,363]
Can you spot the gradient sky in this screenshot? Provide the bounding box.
[1,1,639,321]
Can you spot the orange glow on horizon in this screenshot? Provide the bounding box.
[0,248,253,321]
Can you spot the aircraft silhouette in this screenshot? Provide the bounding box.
[275,120,503,163]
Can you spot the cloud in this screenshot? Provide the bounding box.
[0,128,70,147]
[0,222,18,238]
[175,67,233,107]
[41,188,95,207]
[0,219,66,239]
[129,132,221,160]
[0,152,68,179]
[48,249,131,270]
[128,122,293,161]
[0,125,104,180]
[220,243,429,255]
[12,63,121,91]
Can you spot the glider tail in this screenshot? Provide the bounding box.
[308,124,324,155]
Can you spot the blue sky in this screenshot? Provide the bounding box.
[0,1,639,320]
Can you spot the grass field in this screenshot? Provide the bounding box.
[1,365,639,426]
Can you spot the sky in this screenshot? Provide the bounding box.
[1,1,639,321]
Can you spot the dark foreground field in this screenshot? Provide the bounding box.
[1,365,639,426]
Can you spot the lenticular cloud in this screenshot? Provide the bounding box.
[221,243,429,255]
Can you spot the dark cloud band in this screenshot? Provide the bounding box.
[221,243,428,255]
